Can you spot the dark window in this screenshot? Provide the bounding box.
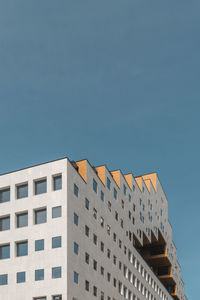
[35,179,47,195]
[101,291,104,300]
[100,191,104,201]
[100,242,104,252]
[52,206,62,218]
[52,267,62,279]
[85,252,89,264]
[74,213,78,226]
[93,260,97,270]
[52,236,62,248]
[0,274,8,285]
[0,188,10,203]
[16,241,28,257]
[85,198,89,210]
[35,208,47,224]
[0,244,10,259]
[123,184,126,195]
[113,188,117,200]
[74,242,79,255]
[93,179,97,193]
[93,234,97,245]
[17,184,28,199]
[121,199,124,209]
[93,208,97,219]
[34,298,46,300]
[101,267,104,276]
[35,239,44,251]
[85,280,89,291]
[107,178,111,190]
[74,271,78,284]
[53,296,62,300]
[107,249,111,259]
[129,194,131,202]
[53,175,62,191]
[0,216,10,231]
[93,286,97,296]
[17,271,26,283]
[17,212,28,228]
[74,184,78,197]
[35,269,44,281]
[85,225,89,237]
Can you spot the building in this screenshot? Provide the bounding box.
[0,157,187,300]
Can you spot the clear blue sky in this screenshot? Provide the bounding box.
[0,0,198,298]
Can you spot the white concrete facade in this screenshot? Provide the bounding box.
[0,158,186,300]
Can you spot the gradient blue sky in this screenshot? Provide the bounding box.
[0,0,199,298]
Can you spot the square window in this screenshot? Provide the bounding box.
[85,198,89,210]
[52,206,62,218]
[74,242,79,255]
[107,177,111,190]
[35,269,44,281]
[16,241,28,257]
[17,184,28,199]
[0,274,8,285]
[35,239,44,251]
[0,188,10,203]
[53,175,62,191]
[74,271,78,284]
[16,212,28,228]
[34,298,46,300]
[93,179,97,193]
[35,208,47,224]
[17,271,26,283]
[52,236,62,248]
[0,216,10,231]
[52,266,62,279]
[74,213,78,226]
[35,179,47,195]
[74,184,78,197]
[0,244,10,259]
